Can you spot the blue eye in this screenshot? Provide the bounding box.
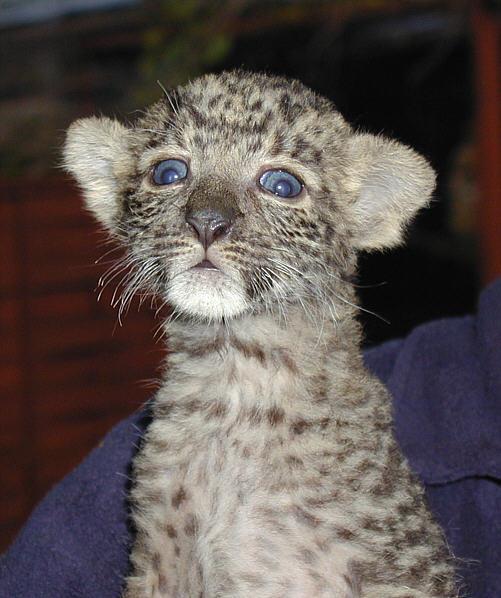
[152,159,188,185]
[259,169,303,198]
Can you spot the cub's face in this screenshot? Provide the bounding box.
[64,71,435,323]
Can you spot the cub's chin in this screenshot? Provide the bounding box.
[166,268,248,322]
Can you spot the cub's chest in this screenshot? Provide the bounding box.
[134,427,366,598]
[148,425,283,518]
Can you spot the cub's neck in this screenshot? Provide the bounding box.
[155,304,366,420]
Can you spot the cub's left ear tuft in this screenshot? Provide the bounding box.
[63,116,132,232]
[346,133,436,251]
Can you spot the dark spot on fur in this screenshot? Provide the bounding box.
[308,569,328,591]
[324,223,335,244]
[172,486,187,509]
[206,401,228,419]
[292,505,320,528]
[344,561,362,597]
[431,572,455,595]
[279,92,292,117]
[267,406,285,426]
[405,526,428,546]
[232,337,266,364]
[247,406,263,425]
[251,99,263,111]
[207,93,223,110]
[286,454,304,467]
[407,561,429,582]
[152,551,161,571]
[291,419,309,435]
[184,513,198,536]
[154,401,174,419]
[291,138,309,159]
[317,464,330,476]
[174,545,180,557]
[371,473,396,497]
[336,527,355,540]
[187,336,224,357]
[314,537,330,553]
[158,573,168,593]
[306,494,333,508]
[275,348,299,374]
[335,445,351,463]
[357,458,375,473]
[177,398,203,416]
[313,148,323,164]
[361,515,382,532]
[247,138,261,154]
[297,547,316,565]
[148,437,170,453]
[140,488,164,505]
[253,112,271,135]
[166,524,177,538]
[187,106,206,127]
[270,131,286,156]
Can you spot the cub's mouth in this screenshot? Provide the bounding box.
[192,259,219,271]
[166,252,248,321]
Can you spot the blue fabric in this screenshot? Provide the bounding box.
[364,279,501,598]
[1,279,500,598]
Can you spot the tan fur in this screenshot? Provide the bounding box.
[64,71,457,597]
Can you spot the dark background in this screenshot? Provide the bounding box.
[1,0,500,551]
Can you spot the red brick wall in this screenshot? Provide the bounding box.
[0,178,164,550]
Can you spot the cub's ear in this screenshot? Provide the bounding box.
[63,117,132,231]
[345,133,435,251]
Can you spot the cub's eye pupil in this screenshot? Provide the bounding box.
[275,180,292,197]
[152,159,188,185]
[259,169,302,198]
[162,168,180,184]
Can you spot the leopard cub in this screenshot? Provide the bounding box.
[64,71,458,597]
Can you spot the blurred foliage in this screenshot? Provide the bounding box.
[134,0,369,103]
[0,99,68,178]
[135,0,244,104]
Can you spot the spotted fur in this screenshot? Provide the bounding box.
[64,71,458,597]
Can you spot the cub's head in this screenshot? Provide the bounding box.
[64,71,434,323]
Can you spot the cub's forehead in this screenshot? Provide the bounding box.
[181,71,332,119]
[136,71,350,161]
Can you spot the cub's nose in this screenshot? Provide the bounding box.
[185,207,234,249]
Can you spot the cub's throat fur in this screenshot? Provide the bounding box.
[126,310,454,598]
